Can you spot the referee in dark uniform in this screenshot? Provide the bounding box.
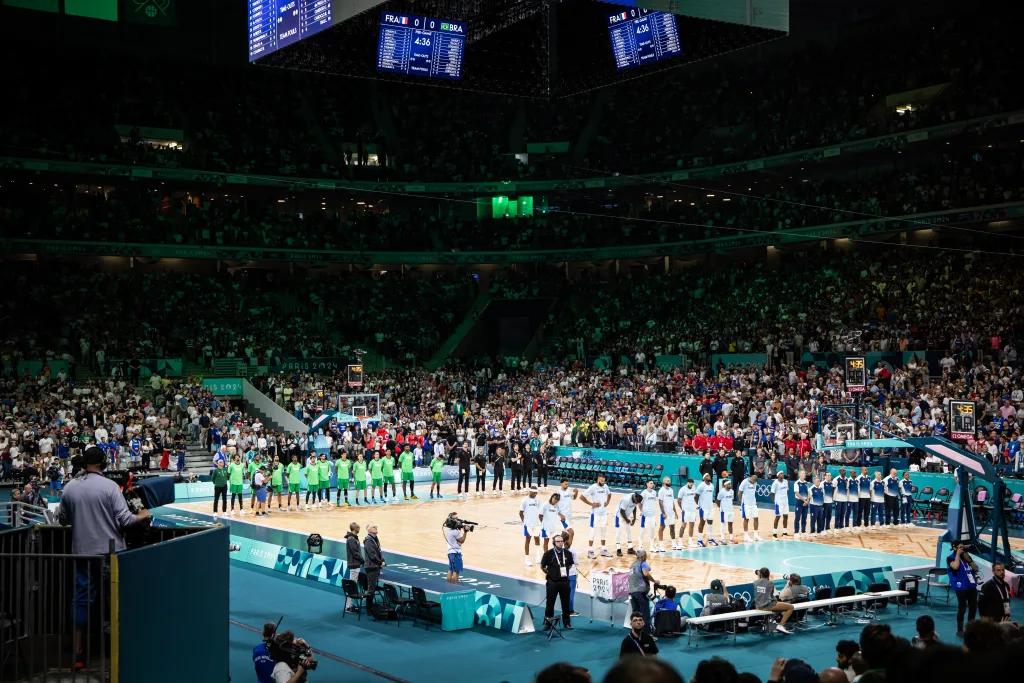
[540,534,574,630]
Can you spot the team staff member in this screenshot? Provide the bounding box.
[656,477,678,551]
[473,448,488,496]
[869,471,886,527]
[883,468,900,527]
[899,472,914,526]
[492,447,506,494]
[822,473,835,533]
[212,459,228,514]
[856,467,872,527]
[344,522,363,611]
[59,446,151,670]
[946,541,980,636]
[520,486,543,566]
[793,470,809,536]
[580,474,612,558]
[770,471,790,538]
[620,612,659,657]
[979,562,1012,622]
[540,534,574,630]
[455,442,472,498]
[808,476,824,535]
[445,512,468,584]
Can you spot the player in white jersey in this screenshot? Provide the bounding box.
[579,474,612,558]
[540,492,566,552]
[638,480,660,551]
[717,479,736,543]
[738,473,761,542]
[614,492,643,556]
[519,487,543,566]
[770,471,791,539]
[695,473,716,547]
[656,477,678,551]
[557,478,579,542]
[677,479,699,547]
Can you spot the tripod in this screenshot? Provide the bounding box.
[543,616,566,641]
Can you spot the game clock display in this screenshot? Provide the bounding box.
[377,12,465,80]
[607,7,681,70]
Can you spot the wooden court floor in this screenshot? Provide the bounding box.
[171,482,1021,592]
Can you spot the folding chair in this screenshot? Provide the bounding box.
[930,488,951,522]
[382,583,415,627]
[342,579,369,620]
[411,587,441,630]
[913,486,933,520]
[924,568,951,605]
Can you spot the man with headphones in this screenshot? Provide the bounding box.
[59,445,152,670]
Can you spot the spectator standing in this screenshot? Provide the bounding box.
[363,523,384,604]
[344,522,363,612]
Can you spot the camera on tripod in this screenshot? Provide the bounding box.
[444,515,478,532]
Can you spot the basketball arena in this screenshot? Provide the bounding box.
[2,1,1024,682]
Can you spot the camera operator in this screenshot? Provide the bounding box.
[58,446,151,669]
[779,574,811,602]
[946,541,980,636]
[627,549,658,634]
[268,631,316,683]
[253,622,277,683]
[445,512,468,584]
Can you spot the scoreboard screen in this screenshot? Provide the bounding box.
[377,12,465,80]
[607,7,681,70]
[249,0,333,62]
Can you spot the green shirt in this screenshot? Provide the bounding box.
[228,462,244,486]
[286,462,302,483]
[381,456,395,476]
[353,460,367,482]
[248,461,259,479]
[430,457,445,474]
[318,460,330,481]
[271,464,283,486]
[399,452,414,473]
[212,467,229,487]
[370,459,383,477]
[337,459,351,480]
[305,462,320,486]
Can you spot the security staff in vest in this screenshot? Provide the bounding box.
[978,562,1012,623]
[540,533,574,630]
[946,541,980,636]
[59,445,151,670]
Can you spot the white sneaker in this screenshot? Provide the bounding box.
[687,539,697,548]
[525,557,533,567]
[587,549,596,559]
[600,548,612,558]
[743,534,752,542]
[776,624,792,635]
[754,533,763,541]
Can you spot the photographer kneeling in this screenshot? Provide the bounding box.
[268,631,317,683]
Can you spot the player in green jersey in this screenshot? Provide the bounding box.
[317,453,332,509]
[270,455,284,512]
[381,452,396,502]
[286,454,303,511]
[369,452,384,503]
[335,453,351,507]
[353,452,369,504]
[304,454,320,510]
[228,453,245,515]
[248,454,262,511]
[430,452,446,499]
[398,445,417,500]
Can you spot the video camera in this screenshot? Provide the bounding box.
[273,638,318,671]
[443,515,478,532]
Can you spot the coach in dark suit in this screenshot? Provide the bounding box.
[363,523,385,602]
[540,534,574,629]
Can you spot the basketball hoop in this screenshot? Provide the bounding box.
[357,416,370,434]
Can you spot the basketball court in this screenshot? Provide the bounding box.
[166,481,950,598]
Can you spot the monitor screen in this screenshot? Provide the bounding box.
[377,12,466,80]
[249,0,334,62]
[607,7,681,70]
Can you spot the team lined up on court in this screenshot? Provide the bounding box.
[516,468,919,565]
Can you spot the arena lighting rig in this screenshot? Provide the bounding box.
[249,0,788,97]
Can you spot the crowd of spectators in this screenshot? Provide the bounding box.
[0,265,475,367]
[535,618,1024,683]
[5,139,1021,252]
[1,6,1020,185]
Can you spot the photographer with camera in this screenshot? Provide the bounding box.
[445,512,469,584]
[627,549,658,635]
[268,630,317,683]
[947,541,981,636]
